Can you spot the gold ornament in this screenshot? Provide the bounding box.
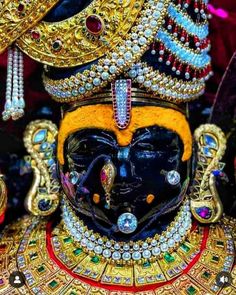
[0,214,235,293]
[190,124,226,223]
[23,120,60,216]
[62,197,192,266]
[100,160,116,209]
[0,175,7,223]
[0,0,60,54]
[16,0,144,67]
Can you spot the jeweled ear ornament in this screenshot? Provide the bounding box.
[190,124,226,224]
[161,169,181,186]
[100,159,116,209]
[23,120,60,216]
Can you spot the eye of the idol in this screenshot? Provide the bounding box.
[132,127,181,155]
[66,130,117,164]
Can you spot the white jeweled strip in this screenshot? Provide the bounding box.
[61,198,192,264]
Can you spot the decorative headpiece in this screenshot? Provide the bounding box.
[0,0,212,122]
[42,0,211,105]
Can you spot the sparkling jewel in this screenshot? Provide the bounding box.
[69,171,80,185]
[52,40,62,51]
[61,199,192,264]
[31,31,41,40]
[117,213,138,234]
[85,15,103,35]
[166,170,181,186]
[38,199,51,211]
[195,206,212,219]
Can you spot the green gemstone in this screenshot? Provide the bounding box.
[70,292,77,295]
[202,271,211,279]
[91,256,100,264]
[180,243,190,253]
[164,253,175,263]
[187,286,197,295]
[29,252,38,260]
[211,255,219,263]
[216,241,224,247]
[143,262,151,268]
[37,265,45,273]
[63,237,73,244]
[116,264,123,268]
[48,280,58,289]
[73,248,83,256]
[29,240,37,246]
[52,40,62,51]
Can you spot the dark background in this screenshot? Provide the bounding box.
[0,0,236,223]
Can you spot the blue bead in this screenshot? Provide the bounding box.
[38,199,51,211]
[117,213,138,234]
[204,135,217,148]
[212,170,221,177]
[203,147,212,157]
[48,158,55,166]
[40,142,50,151]
[33,129,47,144]
[156,29,210,68]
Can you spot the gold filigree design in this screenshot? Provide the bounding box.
[0,0,60,54]
[190,124,227,223]
[23,120,60,216]
[16,0,144,67]
[0,175,7,218]
[61,197,192,266]
[1,215,235,293]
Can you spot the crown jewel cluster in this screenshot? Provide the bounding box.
[43,0,211,105]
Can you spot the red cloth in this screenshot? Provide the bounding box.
[208,0,236,92]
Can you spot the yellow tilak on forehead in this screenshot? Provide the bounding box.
[57,105,192,165]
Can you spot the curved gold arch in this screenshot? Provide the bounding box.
[0,0,60,54]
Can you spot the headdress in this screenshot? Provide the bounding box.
[0,0,212,122]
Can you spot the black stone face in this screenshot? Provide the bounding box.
[60,125,188,240]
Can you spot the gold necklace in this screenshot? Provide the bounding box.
[16,0,145,67]
[1,214,235,293]
[62,198,192,266]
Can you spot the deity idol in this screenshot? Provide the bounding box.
[0,0,235,294]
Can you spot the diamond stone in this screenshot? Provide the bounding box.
[117,213,138,234]
[166,170,181,186]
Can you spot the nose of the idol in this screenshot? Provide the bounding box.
[114,146,142,188]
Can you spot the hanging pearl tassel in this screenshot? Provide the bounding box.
[2,47,25,121]
[2,48,13,121]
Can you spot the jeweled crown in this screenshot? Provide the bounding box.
[1,0,212,120]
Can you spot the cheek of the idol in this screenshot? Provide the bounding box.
[63,129,117,186]
[130,127,184,193]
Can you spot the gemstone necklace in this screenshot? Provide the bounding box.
[62,198,192,265]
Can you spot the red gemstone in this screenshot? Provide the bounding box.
[31,31,41,40]
[100,170,107,182]
[85,15,103,35]
[18,4,25,12]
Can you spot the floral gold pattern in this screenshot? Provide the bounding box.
[16,0,145,67]
[0,0,60,54]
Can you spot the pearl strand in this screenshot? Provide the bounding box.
[2,47,25,121]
